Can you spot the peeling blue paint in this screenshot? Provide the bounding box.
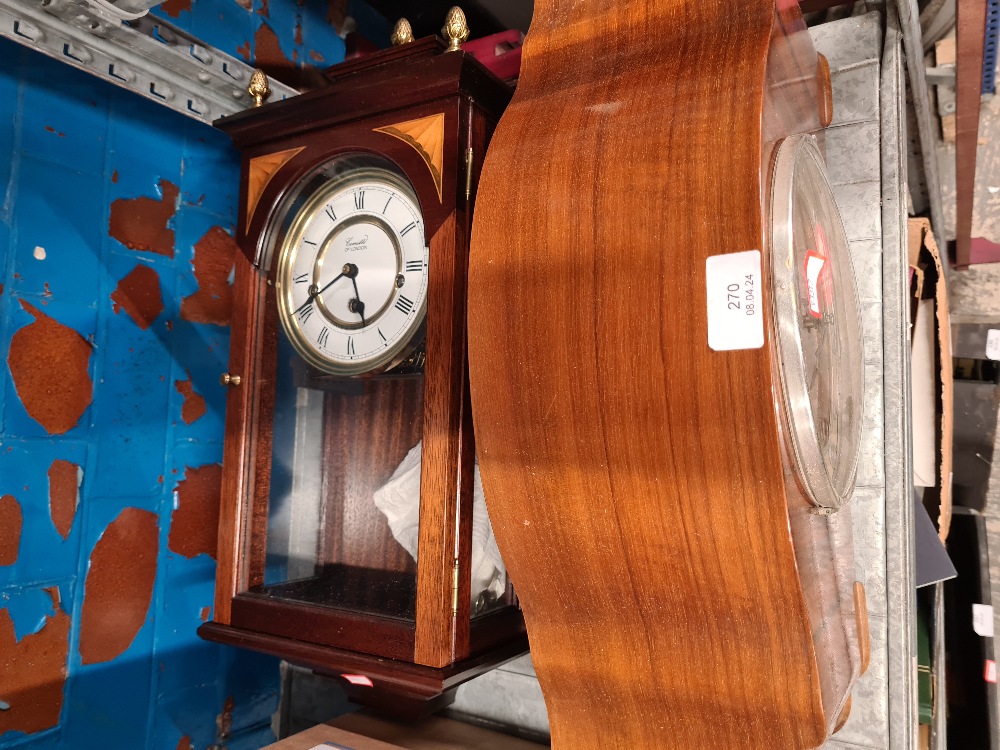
[0,0,349,746]
[1,587,57,643]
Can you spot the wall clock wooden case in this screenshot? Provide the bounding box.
[468,1,871,748]
[198,34,527,716]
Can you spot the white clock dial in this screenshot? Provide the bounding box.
[275,170,428,375]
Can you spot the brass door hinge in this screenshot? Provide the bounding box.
[451,558,460,616]
[464,147,474,201]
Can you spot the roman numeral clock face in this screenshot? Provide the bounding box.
[275,171,429,375]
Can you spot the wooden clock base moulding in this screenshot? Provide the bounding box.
[466,1,867,748]
[198,621,529,719]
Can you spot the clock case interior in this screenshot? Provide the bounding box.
[197,38,527,716]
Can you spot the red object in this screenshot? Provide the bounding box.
[341,674,374,687]
[970,237,1000,265]
[462,30,523,80]
[345,32,380,61]
[804,250,827,318]
[985,660,997,684]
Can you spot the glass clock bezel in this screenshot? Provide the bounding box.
[768,135,864,511]
[268,155,429,377]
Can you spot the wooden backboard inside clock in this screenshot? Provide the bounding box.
[468,1,862,748]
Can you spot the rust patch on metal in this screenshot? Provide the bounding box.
[111,264,164,330]
[160,0,191,17]
[234,0,251,9]
[176,736,193,750]
[79,508,159,665]
[168,465,221,560]
[111,170,119,183]
[180,226,237,326]
[254,22,296,82]
[309,50,326,63]
[8,300,93,435]
[0,495,22,565]
[236,41,251,61]
[174,372,207,425]
[217,695,235,741]
[0,588,70,735]
[48,460,80,541]
[109,179,179,257]
[200,606,211,622]
[327,0,348,33]
[257,0,269,16]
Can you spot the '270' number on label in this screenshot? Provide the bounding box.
[726,275,756,316]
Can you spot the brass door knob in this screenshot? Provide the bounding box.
[220,373,242,387]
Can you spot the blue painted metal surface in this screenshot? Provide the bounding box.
[0,1,349,746]
[984,0,999,95]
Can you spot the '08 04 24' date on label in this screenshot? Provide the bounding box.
[706,249,764,351]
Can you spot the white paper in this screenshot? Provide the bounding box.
[986,328,1000,361]
[706,250,764,351]
[973,603,995,637]
[911,299,937,487]
[372,443,506,605]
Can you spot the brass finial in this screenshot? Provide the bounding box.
[442,6,469,52]
[248,69,271,107]
[391,18,415,46]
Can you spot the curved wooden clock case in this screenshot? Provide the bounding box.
[468,1,867,748]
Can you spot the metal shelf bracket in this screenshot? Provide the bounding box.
[0,0,298,124]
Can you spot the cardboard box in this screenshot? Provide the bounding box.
[908,218,953,541]
[264,713,548,750]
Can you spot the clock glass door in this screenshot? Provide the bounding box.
[258,352,425,620]
[251,155,429,622]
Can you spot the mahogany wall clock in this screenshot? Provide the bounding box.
[198,21,527,716]
[468,1,869,748]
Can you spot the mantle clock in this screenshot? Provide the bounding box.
[468,1,871,748]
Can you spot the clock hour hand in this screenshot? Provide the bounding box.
[349,274,367,327]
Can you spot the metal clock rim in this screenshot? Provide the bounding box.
[274,166,429,377]
[768,134,862,511]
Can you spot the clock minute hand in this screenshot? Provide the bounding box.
[314,263,360,299]
[311,271,345,300]
[292,263,356,316]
